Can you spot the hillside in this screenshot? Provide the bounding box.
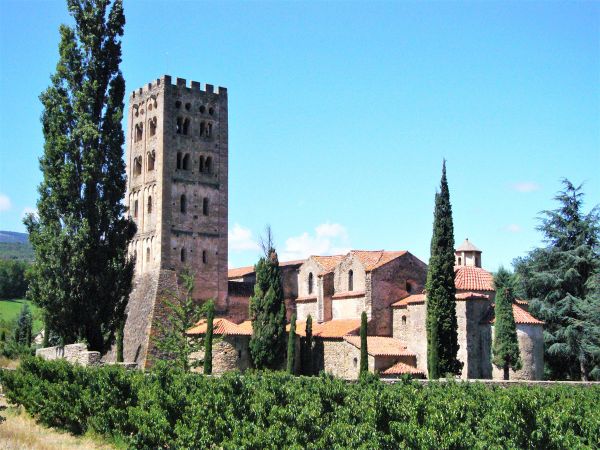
[0,231,33,261]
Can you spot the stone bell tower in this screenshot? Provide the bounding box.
[119,75,228,368]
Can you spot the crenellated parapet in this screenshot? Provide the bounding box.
[131,74,227,100]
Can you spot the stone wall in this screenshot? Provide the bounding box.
[36,344,101,366]
[402,302,428,373]
[332,296,365,319]
[190,336,250,374]
[371,253,427,336]
[296,299,318,321]
[456,298,493,379]
[492,323,544,380]
[314,339,374,379]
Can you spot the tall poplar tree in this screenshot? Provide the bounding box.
[425,161,462,379]
[249,228,287,369]
[24,0,135,353]
[359,311,368,376]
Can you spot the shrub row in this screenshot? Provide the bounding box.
[1,357,599,449]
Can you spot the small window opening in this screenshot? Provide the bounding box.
[149,117,157,136]
[200,121,206,137]
[185,102,191,111]
[458,257,462,266]
[206,122,213,138]
[200,105,206,114]
[182,117,190,135]
[182,153,191,170]
[237,350,242,359]
[402,316,407,325]
[353,357,358,368]
[135,123,143,142]
[147,150,155,171]
[406,281,413,294]
[147,195,152,214]
[209,107,214,116]
[180,247,186,263]
[202,250,207,264]
[202,198,209,216]
[348,270,354,291]
[180,195,187,214]
[205,156,213,174]
[175,100,181,109]
[146,247,150,262]
[176,117,183,134]
[308,272,314,295]
[176,152,182,170]
[134,156,142,176]
[199,155,205,173]
[133,200,138,218]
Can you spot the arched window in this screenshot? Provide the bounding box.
[199,155,205,173]
[202,250,207,264]
[149,117,157,136]
[180,195,186,214]
[406,281,413,294]
[133,200,138,218]
[182,118,190,135]
[348,270,354,291]
[146,247,150,262]
[135,123,143,142]
[180,247,186,263]
[205,156,212,174]
[182,153,190,170]
[458,257,462,266]
[176,117,183,134]
[147,150,155,171]
[206,122,213,138]
[147,195,152,214]
[402,316,407,326]
[308,272,314,295]
[176,152,182,170]
[200,121,206,137]
[134,156,142,176]
[203,198,209,216]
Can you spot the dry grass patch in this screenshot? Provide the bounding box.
[0,398,117,450]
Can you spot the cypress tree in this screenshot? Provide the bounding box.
[425,161,462,379]
[492,286,522,380]
[305,314,313,375]
[359,311,368,375]
[14,304,33,347]
[116,320,124,363]
[24,0,135,353]
[249,228,287,369]
[204,300,215,375]
[287,313,296,374]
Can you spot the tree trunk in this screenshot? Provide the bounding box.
[503,364,509,380]
[580,360,589,381]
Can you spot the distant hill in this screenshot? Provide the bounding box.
[0,231,33,261]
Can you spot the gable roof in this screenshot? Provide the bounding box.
[228,259,304,280]
[344,336,416,357]
[351,250,408,272]
[289,319,361,338]
[391,292,489,308]
[454,266,495,291]
[312,255,345,274]
[381,361,426,377]
[456,238,481,252]
[187,318,252,336]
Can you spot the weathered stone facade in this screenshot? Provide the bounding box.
[491,323,544,380]
[36,343,102,366]
[190,336,251,374]
[117,75,229,368]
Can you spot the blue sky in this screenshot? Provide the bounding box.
[0,1,598,271]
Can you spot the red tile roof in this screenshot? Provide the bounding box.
[486,303,544,326]
[351,250,408,272]
[295,295,318,303]
[455,292,490,300]
[331,290,366,300]
[454,266,495,291]
[290,319,361,338]
[228,259,304,279]
[312,255,345,274]
[381,361,426,377]
[391,294,426,308]
[344,336,416,357]
[187,318,252,336]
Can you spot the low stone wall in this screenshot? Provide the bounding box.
[36,344,102,367]
[380,378,600,388]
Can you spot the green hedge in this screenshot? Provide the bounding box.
[1,357,599,449]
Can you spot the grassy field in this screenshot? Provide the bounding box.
[0,299,43,334]
[0,397,118,450]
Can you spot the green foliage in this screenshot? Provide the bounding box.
[514,179,600,380]
[152,271,206,371]
[360,311,368,375]
[24,0,135,353]
[0,241,34,262]
[426,161,462,379]
[304,314,313,375]
[0,259,29,299]
[492,286,522,379]
[14,304,33,347]
[249,229,286,369]
[287,313,296,374]
[116,319,124,363]
[203,299,215,375]
[2,358,599,449]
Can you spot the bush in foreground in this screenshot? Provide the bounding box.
[1,357,599,449]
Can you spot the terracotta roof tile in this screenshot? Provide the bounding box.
[228,259,304,280]
[344,336,416,357]
[312,255,345,274]
[351,250,408,272]
[391,294,426,308]
[295,295,318,303]
[456,238,481,252]
[187,318,252,336]
[454,266,495,291]
[331,290,366,300]
[381,361,426,377]
[486,303,544,326]
[455,292,490,300]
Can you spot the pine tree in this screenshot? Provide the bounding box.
[425,161,462,379]
[359,311,368,376]
[492,286,522,380]
[514,179,600,380]
[204,300,215,375]
[14,304,33,347]
[287,313,296,374]
[24,0,135,353]
[304,314,313,375]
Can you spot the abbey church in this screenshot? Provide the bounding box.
[119,75,544,380]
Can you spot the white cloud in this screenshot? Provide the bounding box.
[280,222,350,261]
[0,193,11,212]
[504,224,522,233]
[510,182,540,193]
[228,223,260,252]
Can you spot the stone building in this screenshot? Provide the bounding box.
[114,75,229,368]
